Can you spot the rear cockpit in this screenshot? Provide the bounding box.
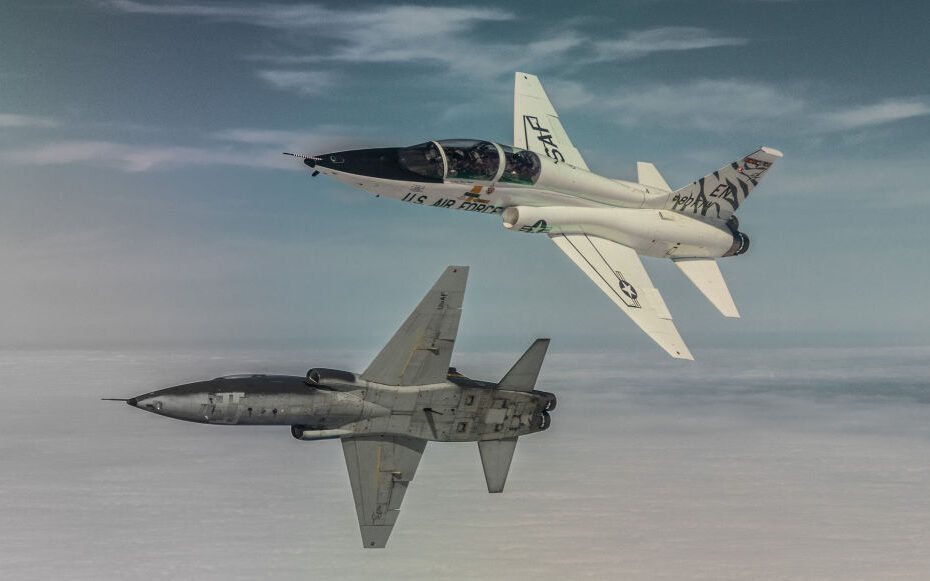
[445,367,496,389]
[305,368,358,388]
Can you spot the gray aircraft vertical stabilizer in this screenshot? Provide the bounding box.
[496,338,550,392]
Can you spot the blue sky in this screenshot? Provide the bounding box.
[2,0,930,356]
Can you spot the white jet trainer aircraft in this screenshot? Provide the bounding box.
[289,73,781,359]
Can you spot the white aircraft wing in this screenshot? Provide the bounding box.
[342,435,427,549]
[361,266,467,386]
[673,258,740,318]
[513,72,589,170]
[550,233,693,360]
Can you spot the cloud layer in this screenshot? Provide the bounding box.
[3,346,930,579]
[108,1,747,81]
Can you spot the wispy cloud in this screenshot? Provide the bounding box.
[212,127,386,153]
[595,27,748,61]
[110,2,518,86]
[2,126,382,172]
[107,0,327,25]
[109,1,513,64]
[0,140,292,172]
[108,1,510,34]
[107,2,747,92]
[0,113,57,128]
[582,78,805,131]
[213,128,311,145]
[556,77,928,138]
[256,70,335,96]
[820,98,930,131]
[525,33,586,60]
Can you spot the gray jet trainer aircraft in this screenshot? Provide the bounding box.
[116,266,555,548]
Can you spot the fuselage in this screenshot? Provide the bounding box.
[128,368,555,443]
[306,139,748,259]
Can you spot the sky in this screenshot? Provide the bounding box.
[2,0,929,354]
[2,0,930,578]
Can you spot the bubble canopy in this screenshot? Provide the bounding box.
[310,140,542,185]
[399,140,542,184]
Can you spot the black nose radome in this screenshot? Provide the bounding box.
[126,398,138,407]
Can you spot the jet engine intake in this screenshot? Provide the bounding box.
[502,206,566,234]
[501,206,563,235]
[291,426,353,440]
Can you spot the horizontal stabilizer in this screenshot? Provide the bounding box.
[478,437,518,493]
[637,162,671,191]
[673,258,739,318]
[496,338,550,392]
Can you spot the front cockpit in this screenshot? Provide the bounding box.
[396,141,445,180]
[311,140,541,185]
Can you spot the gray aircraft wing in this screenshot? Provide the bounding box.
[341,435,427,548]
[360,266,468,386]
